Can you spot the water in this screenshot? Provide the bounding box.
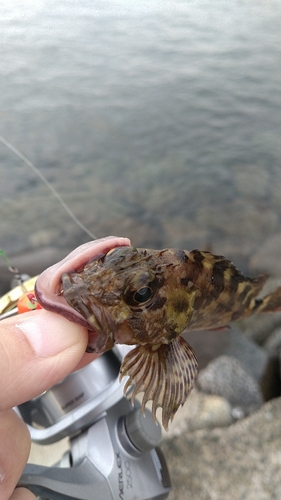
[1,0,281,282]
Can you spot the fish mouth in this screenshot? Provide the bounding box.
[61,270,121,352]
[35,236,131,336]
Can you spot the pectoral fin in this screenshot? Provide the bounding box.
[119,336,199,430]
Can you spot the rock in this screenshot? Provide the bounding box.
[264,326,281,355]
[183,325,268,381]
[165,390,233,438]
[197,355,263,416]
[162,397,281,500]
[183,328,230,371]
[183,325,280,400]
[194,395,233,429]
[240,309,281,345]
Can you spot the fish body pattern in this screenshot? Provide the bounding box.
[38,245,281,429]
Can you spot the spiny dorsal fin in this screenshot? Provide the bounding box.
[119,336,199,430]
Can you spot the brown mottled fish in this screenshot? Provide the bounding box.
[35,236,281,429]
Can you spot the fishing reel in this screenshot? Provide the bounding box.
[0,277,171,500]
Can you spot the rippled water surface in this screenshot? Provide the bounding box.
[1,0,281,284]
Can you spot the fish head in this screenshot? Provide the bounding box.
[60,246,196,352]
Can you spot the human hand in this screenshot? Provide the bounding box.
[0,236,130,500]
[0,309,98,500]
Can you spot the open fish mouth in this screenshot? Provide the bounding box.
[35,236,131,336]
[61,269,122,352]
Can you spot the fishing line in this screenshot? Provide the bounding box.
[0,134,97,240]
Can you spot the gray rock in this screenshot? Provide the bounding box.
[186,394,233,431]
[264,326,281,355]
[183,325,280,401]
[162,397,281,500]
[197,355,263,416]
[240,309,281,345]
[165,390,233,437]
[183,325,268,381]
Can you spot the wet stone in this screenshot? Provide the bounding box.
[197,355,263,416]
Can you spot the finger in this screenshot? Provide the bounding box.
[0,410,31,500]
[9,488,36,500]
[73,351,101,371]
[0,309,100,410]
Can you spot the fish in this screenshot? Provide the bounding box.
[35,236,281,429]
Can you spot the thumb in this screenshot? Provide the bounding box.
[0,309,92,410]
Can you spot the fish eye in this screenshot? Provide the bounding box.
[124,274,157,307]
[133,286,153,304]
